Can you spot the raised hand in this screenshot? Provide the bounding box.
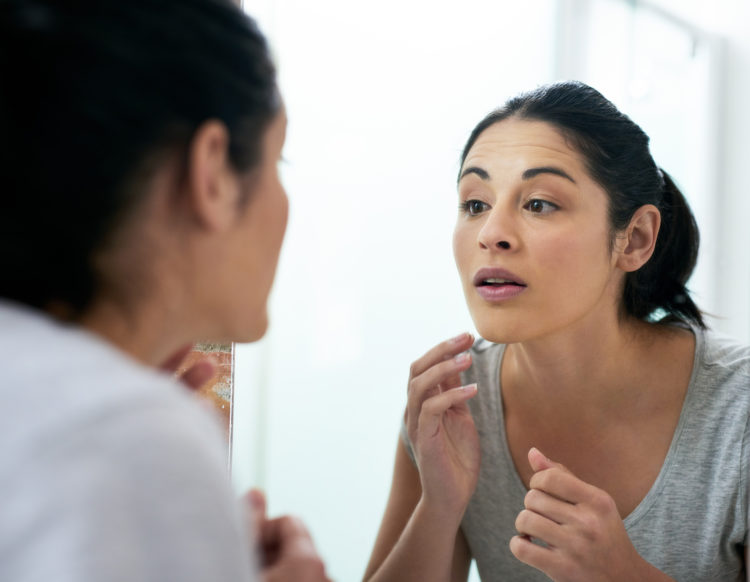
[243,489,330,582]
[510,448,674,582]
[405,332,480,520]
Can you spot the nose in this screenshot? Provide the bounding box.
[477,207,517,251]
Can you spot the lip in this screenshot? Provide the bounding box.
[472,267,527,302]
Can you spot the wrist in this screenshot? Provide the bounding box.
[414,495,466,533]
[625,554,676,582]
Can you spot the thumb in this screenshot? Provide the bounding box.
[528,447,568,473]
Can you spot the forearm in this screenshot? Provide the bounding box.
[365,499,463,582]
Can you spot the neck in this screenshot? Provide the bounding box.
[79,291,191,367]
[501,311,655,413]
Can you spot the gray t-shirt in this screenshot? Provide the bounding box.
[0,301,257,582]
[402,325,749,581]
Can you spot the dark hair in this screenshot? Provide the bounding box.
[460,81,704,328]
[0,0,279,315]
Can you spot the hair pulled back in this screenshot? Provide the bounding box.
[0,0,279,315]
[460,81,704,328]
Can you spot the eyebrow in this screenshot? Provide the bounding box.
[522,166,577,184]
[459,166,490,181]
[458,165,577,184]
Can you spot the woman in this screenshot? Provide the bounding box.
[0,0,326,580]
[364,82,749,581]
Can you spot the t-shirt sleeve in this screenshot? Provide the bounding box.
[5,398,258,582]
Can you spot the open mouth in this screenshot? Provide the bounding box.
[472,268,528,300]
[478,278,527,288]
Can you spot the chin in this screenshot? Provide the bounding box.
[470,310,531,345]
[213,310,269,345]
[240,313,269,344]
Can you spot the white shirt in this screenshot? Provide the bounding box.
[0,301,256,582]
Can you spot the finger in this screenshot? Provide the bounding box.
[417,383,478,438]
[409,332,474,380]
[528,447,569,474]
[247,488,267,515]
[523,488,576,526]
[159,344,194,373]
[406,353,473,436]
[514,507,567,548]
[178,358,217,391]
[509,534,561,578]
[261,516,327,579]
[409,351,473,399]
[244,488,267,531]
[529,466,591,505]
[242,489,270,566]
[264,515,319,560]
[528,447,588,504]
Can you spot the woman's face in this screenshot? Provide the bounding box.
[225,107,289,342]
[453,118,625,344]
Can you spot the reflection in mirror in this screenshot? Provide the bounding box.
[177,342,234,466]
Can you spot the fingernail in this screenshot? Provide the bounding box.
[462,383,478,393]
[530,447,550,462]
[450,332,470,344]
[454,352,470,364]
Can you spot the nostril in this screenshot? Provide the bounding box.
[497,241,510,250]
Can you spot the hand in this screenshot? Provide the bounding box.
[243,489,330,582]
[405,332,480,519]
[159,344,216,392]
[510,448,673,582]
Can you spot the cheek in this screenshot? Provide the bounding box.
[452,223,473,276]
[536,228,612,283]
[277,189,289,243]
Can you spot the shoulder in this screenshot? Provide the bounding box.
[0,304,251,580]
[681,326,750,456]
[699,327,750,373]
[1,301,220,446]
[0,300,231,511]
[695,326,750,395]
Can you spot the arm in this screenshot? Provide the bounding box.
[363,333,479,582]
[363,440,472,582]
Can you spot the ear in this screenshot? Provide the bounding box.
[186,120,240,231]
[615,204,661,272]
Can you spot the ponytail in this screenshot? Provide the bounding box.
[623,169,704,327]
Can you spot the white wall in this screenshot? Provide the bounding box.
[647,0,750,342]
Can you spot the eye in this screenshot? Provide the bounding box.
[524,198,558,214]
[459,199,489,216]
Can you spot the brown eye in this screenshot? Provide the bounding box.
[525,199,558,214]
[460,199,489,216]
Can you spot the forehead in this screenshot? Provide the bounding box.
[463,118,587,175]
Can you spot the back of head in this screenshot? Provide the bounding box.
[0,0,279,316]
[460,81,704,328]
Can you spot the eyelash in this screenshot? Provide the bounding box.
[524,198,559,214]
[459,198,560,216]
[458,200,488,216]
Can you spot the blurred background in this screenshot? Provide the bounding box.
[230,1,750,579]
